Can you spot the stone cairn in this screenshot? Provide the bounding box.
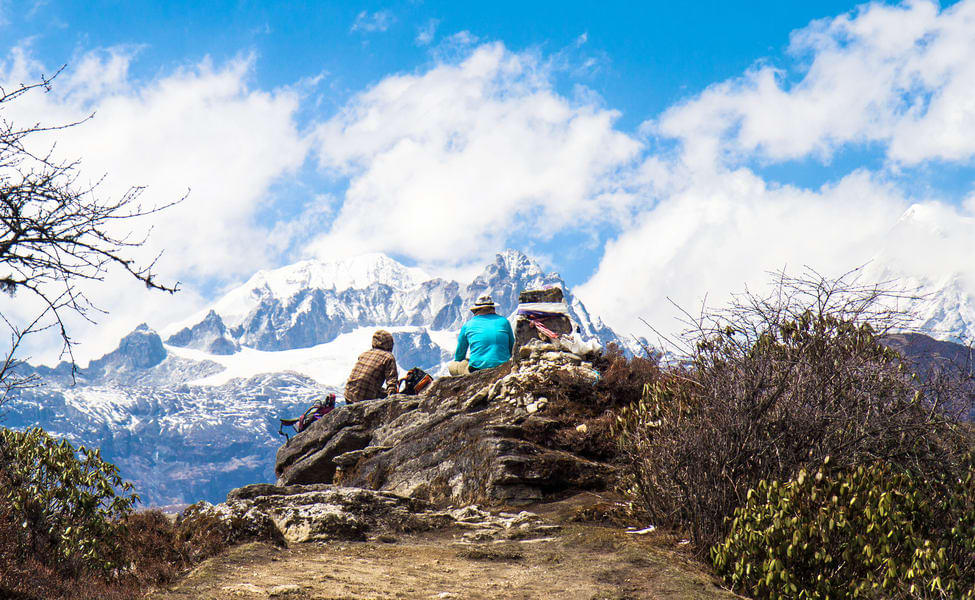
[512,287,574,351]
[478,287,602,414]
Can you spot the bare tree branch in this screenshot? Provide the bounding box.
[0,68,181,402]
[616,267,974,554]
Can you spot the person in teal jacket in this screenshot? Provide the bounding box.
[449,295,514,374]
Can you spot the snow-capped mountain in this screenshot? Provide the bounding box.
[889,274,975,346]
[161,249,625,367]
[5,250,632,506]
[867,204,975,346]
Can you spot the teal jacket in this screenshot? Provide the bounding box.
[454,314,515,369]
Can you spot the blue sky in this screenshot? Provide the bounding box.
[3,0,975,361]
[16,1,869,121]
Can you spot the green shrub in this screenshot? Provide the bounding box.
[0,427,138,576]
[713,458,975,599]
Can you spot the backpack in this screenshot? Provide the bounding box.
[278,394,336,441]
[398,368,433,395]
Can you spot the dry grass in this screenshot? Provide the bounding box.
[0,505,281,600]
[520,344,660,463]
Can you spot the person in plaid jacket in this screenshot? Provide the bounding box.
[344,330,399,403]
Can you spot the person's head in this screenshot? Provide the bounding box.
[372,329,394,351]
[470,295,497,316]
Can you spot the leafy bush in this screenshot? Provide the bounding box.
[614,271,971,553]
[713,457,975,599]
[0,427,138,576]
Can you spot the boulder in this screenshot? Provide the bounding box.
[274,346,614,506]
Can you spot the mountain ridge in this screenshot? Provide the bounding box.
[161,249,627,370]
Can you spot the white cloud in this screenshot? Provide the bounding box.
[577,0,975,342]
[0,46,310,363]
[416,18,440,46]
[577,169,911,338]
[351,10,395,34]
[299,14,975,343]
[27,1,48,19]
[431,31,481,61]
[308,42,642,266]
[656,0,975,168]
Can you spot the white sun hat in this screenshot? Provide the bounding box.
[470,294,498,312]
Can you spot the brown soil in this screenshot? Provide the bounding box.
[147,519,739,600]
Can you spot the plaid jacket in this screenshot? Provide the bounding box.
[344,348,398,403]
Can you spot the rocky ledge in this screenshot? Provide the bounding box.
[184,483,560,546]
[274,340,613,506]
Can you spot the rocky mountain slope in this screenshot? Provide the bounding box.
[5,250,633,506]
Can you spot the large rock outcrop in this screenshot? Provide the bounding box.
[274,342,613,506]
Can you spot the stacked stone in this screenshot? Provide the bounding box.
[512,287,574,356]
[478,338,600,414]
[516,339,596,371]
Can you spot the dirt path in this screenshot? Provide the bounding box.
[149,523,739,600]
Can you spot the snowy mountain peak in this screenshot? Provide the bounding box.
[208,253,430,327]
[88,324,166,373]
[891,204,949,241]
[305,253,430,292]
[254,253,428,296]
[477,249,545,283]
[899,274,975,346]
[866,202,975,346]
[162,248,634,361]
